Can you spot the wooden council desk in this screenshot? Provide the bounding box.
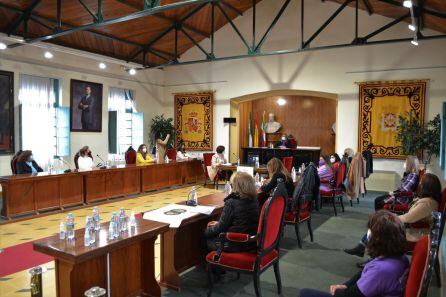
[33,217,169,297]
[160,192,226,290]
[1,160,204,219]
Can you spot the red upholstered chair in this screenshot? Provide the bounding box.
[319,162,346,216]
[282,157,293,172]
[405,236,430,297]
[166,148,177,160]
[11,158,18,174]
[284,199,313,248]
[206,182,287,297]
[203,153,219,188]
[125,149,136,165]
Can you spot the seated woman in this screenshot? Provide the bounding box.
[78,146,95,170]
[318,154,335,192]
[205,171,259,252]
[374,155,420,210]
[330,153,341,169]
[207,145,227,182]
[300,210,409,297]
[16,150,43,174]
[176,141,191,161]
[136,144,154,165]
[260,157,294,197]
[345,173,441,257]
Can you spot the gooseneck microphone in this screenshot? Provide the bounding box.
[96,154,107,169]
[56,156,72,173]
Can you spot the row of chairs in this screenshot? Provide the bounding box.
[206,180,440,297]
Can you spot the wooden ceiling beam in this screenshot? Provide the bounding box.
[362,0,373,15]
[6,0,41,35]
[114,0,210,38]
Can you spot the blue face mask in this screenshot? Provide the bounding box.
[318,160,324,167]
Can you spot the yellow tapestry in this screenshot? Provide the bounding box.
[358,80,426,159]
[174,92,213,151]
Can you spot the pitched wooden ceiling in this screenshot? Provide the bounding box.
[0,0,445,67]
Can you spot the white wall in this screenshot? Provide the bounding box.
[0,45,164,176]
[163,0,446,181]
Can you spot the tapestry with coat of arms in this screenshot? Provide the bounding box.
[174,92,213,151]
[358,80,426,159]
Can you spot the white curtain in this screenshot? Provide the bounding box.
[109,87,136,156]
[19,74,56,169]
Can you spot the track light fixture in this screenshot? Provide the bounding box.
[129,68,136,75]
[0,42,6,50]
[403,0,412,8]
[408,24,416,31]
[44,51,53,59]
[411,38,419,46]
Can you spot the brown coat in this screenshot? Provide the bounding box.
[399,197,438,242]
[346,152,366,201]
[156,134,170,164]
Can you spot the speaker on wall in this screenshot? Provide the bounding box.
[223,117,236,124]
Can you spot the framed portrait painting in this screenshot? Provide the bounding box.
[174,92,213,151]
[0,70,14,155]
[70,79,103,132]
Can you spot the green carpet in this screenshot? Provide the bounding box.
[162,191,442,297]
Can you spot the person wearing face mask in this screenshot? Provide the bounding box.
[330,153,341,169]
[374,155,420,211]
[318,154,335,192]
[16,150,43,174]
[77,146,95,170]
[136,144,154,165]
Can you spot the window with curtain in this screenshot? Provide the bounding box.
[108,87,143,157]
[19,74,69,170]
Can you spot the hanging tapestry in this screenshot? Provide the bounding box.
[174,92,213,151]
[358,80,426,159]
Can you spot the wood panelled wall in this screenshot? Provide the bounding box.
[238,95,337,156]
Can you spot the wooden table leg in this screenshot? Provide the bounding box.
[55,257,107,297]
[159,229,180,291]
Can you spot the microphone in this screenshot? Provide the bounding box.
[55,156,72,173]
[96,154,107,169]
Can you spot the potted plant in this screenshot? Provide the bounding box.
[395,112,440,170]
[149,114,174,148]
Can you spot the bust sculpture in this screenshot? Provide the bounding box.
[264,113,281,134]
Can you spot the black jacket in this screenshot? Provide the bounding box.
[260,172,294,198]
[205,193,259,238]
[293,162,320,210]
[362,149,373,178]
[16,160,43,174]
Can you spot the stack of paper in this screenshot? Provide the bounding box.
[142,204,216,227]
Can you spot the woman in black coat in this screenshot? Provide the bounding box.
[16,150,43,174]
[205,171,260,252]
[261,157,294,197]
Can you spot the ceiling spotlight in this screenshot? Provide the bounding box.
[44,51,53,59]
[0,42,7,50]
[277,98,286,106]
[403,0,412,8]
[411,39,419,46]
[129,68,136,75]
[408,24,416,31]
[99,62,106,69]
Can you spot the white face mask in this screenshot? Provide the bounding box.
[330,157,336,163]
[142,148,147,153]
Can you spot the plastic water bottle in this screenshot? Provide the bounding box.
[189,186,198,206]
[291,167,296,182]
[66,213,75,240]
[111,212,119,238]
[92,207,101,231]
[165,155,169,163]
[129,211,136,228]
[255,173,260,184]
[237,158,240,166]
[84,227,90,247]
[59,221,66,240]
[155,151,159,163]
[108,221,114,240]
[86,216,95,245]
[255,157,259,168]
[224,181,232,195]
[118,208,127,232]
